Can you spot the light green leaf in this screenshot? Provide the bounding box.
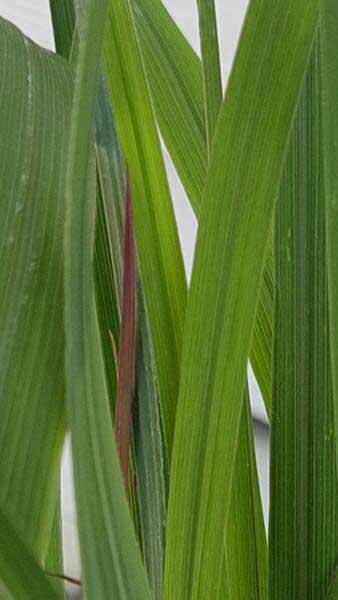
[0,506,61,600]
[270,37,338,598]
[64,0,151,597]
[132,0,206,210]
[104,0,187,455]
[196,0,222,153]
[225,392,268,600]
[0,16,72,559]
[196,3,268,595]
[164,2,320,597]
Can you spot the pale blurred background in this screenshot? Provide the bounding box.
[0,0,269,593]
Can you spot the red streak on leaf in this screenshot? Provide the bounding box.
[114,173,136,492]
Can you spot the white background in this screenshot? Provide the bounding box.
[0,0,269,585]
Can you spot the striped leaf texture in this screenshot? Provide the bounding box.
[321,0,338,488]
[270,35,338,598]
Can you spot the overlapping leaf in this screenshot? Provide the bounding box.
[104,0,187,455]
[164,2,321,597]
[133,0,272,409]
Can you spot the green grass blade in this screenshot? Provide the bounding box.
[164,2,320,597]
[0,17,72,559]
[133,0,272,410]
[132,0,206,210]
[196,1,268,594]
[196,0,222,152]
[49,0,75,59]
[104,0,187,455]
[225,392,268,599]
[270,38,338,598]
[0,506,62,599]
[45,495,64,596]
[64,1,151,597]
[133,303,167,599]
[320,0,338,481]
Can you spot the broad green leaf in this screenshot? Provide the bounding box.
[104,0,187,455]
[270,38,338,598]
[196,0,222,152]
[133,0,272,409]
[0,16,72,558]
[0,506,61,599]
[64,0,150,597]
[320,0,338,482]
[164,2,320,598]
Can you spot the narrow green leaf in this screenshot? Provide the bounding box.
[64,0,150,597]
[196,0,222,153]
[132,0,206,210]
[270,37,338,598]
[0,506,61,599]
[49,0,76,59]
[45,495,64,596]
[164,2,320,597]
[0,17,72,558]
[320,0,338,482]
[225,392,268,600]
[104,0,187,455]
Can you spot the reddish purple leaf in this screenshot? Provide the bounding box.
[114,173,136,492]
